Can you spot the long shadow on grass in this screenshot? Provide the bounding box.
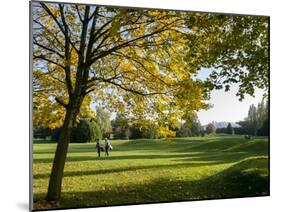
[34,148,264,165]
[174,151,266,164]
[33,144,97,154]
[33,153,192,163]
[169,139,268,154]
[33,157,269,210]
[34,152,265,180]
[33,151,247,163]
[33,137,268,157]
[114,137,268,155]
[33,161,220,179]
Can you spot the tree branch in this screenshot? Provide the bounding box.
[40,3,79,54]
[88,6,99,21]
[87,75,169,96]
[33,88,55,93]
[86,6,99,61]
[58,4,74,96]
[104,79,169,96]
[78,5,90,59]
[111,51,170,86]
[33,19,65,51]
[34,40,64,58]
[75,5,83,22]
[55,97,68,108]
[34,55,65,69]
[89,24,171,64]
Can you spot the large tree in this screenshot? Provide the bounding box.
[245,99,269,136]
[247,104,258,135]
[32,2,268,201]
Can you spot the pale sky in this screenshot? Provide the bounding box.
[197,85,264,125]
[196,68,265,125]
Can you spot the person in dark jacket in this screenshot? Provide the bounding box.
[96,139,101,157]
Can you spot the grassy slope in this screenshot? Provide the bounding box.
[32,135,269,210]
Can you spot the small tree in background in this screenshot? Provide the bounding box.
[52,119,102,142]
[206,123,216,135]
[96,107,111,138]
[247,104,258,135]
[244,100,268,136]
[71,119,102,142]
[226,123,234,135]
[129,124,143,139]
[190,116,203,136]
[176,127,192,137]
[177,114,202,137]
[111,113,130,139]
[125,127,132,140]
[141,123,161,139]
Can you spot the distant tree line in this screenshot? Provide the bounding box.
[34,100,268,142]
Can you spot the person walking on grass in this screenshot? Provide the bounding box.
[96,139,101,158]
[105,137,111,156]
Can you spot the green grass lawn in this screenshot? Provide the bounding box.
[32,135,269,210]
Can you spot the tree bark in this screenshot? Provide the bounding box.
[45,96,83,201]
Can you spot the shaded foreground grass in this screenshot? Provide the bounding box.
[32,135,269,210]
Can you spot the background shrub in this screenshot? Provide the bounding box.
[52,119,102,143]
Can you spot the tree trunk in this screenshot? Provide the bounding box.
[45,97,83,201]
